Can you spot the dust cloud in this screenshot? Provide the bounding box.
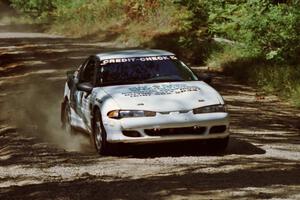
[2,81,93,153]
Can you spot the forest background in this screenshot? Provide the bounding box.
[2,0,300,106]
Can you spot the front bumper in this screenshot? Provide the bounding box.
[103,112,229,144]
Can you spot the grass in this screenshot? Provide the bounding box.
[48,0,183,48]
[116,3,181,47]
[254,65,300,107]
[49,1,126,38]
[208,45,300,107]
[0,12,36,25]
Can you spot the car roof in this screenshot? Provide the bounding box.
[95,49,174,60]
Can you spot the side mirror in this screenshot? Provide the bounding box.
[66,70,75,79]
[77,82,93,93]
[66,71,76,88]
[198,74,212,84]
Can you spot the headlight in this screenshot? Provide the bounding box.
[193,104,227,114]
[107,110,156,119]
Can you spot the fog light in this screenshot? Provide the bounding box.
[122,130,141,137]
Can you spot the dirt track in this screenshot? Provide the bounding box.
[0,25,300,200]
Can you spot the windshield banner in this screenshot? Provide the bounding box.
[100,56,178,66]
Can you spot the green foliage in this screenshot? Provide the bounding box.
[10,0,55,18]
[51,0,126,36]
[214,46,300,107]
[124,0,163,20]
[254,62,300,105]
[174,0,208,31]
[255,65,298,94]
[9,0,300,64]
[166,0,211,64]
[208,0,300,63]
[49,0,182,39]
[205,0,300,107]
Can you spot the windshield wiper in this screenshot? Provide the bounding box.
[143,76,184,83]
[100,80,144,86]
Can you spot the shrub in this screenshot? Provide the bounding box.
[10,0,55,18]
[208,0,300,64]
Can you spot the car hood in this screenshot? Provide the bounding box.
[101,81,223,112]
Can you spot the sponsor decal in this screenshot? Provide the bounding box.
[122,84,201,97]
[100,56,178,66]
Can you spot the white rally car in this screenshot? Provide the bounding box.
[61,49,229,155]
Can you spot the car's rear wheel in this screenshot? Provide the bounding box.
[207,136,229,153]
[62,101,75,135]
[92,109,111,155]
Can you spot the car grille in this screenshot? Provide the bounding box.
[209,125,227,134]
[145,126,206,136]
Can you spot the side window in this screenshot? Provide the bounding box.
[77,58,89,78]
[80,58,96,83]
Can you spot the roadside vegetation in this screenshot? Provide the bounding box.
[5,0,300,106]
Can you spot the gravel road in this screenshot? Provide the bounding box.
[0,26,299,200]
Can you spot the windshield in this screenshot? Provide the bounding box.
[98,56,198,86]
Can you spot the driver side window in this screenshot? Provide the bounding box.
[80,58,96,84]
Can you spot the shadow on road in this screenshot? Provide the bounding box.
[0,126,264,168]
[0,156,299,200]
[115,137,265,158]
[208,74,300,146]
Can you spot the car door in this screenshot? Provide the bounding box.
[77,56,98,129]
[69,58,87,115]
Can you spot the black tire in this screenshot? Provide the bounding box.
[62,101,75,135]
[92,109,111,155]
[207,136,229,153]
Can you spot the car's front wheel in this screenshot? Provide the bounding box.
[92,109,111,155]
